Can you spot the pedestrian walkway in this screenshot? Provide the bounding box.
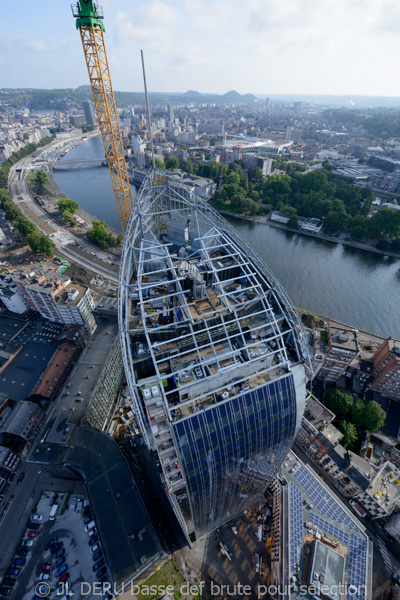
[377,535,393,573]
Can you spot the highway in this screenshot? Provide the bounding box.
[7,134,120,284]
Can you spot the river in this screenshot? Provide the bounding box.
[54,135,400,339]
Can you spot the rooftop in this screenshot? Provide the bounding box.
[366,461,400,514]
[30,342,76,398]
[303,394,336,432]
[1,400,41,437]
[56,283,88,307]
[309,540,345,600]
[283,452,370,600]
[0,340,58,401]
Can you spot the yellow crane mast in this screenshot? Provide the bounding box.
[71,1,133,234]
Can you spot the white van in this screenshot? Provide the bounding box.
[84,520,95,533]
[49,504,59,520]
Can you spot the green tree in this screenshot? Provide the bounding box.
[58,198,79,213]
[338,420,358,447]
[352,399,386,433]
[165,157,179,170]
[89,219,117,249]
[322,160,333,171]
[181,159,193,174]
[14,216,36,236]
[35,171,49,193]
[326,389,354,417]
[155,158,166,170]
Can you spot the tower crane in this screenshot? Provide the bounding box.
[71,1,133,234]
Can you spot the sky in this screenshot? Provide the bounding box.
[1,0,400,97]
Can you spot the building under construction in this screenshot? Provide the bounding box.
[118,171,312,540]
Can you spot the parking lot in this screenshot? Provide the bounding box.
[0,491,109,600]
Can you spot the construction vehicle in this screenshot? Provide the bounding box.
[71,1,133,234]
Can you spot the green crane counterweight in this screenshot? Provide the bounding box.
[71,1,133,234]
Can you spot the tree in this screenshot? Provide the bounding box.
[26,231,54,256]
[14,216,36,236]
[35,171,49,194]
[164,157,179,170]
[116,234,123,245]
[352,399,386,433]
[155,158,166,170]
[322,160,333,171]
[338,420,358,447]
[58,198,79,213]
[89,219,117,249]
[325,389,354,417]
[181,159,193,174]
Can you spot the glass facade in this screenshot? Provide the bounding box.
[173,374,297,536]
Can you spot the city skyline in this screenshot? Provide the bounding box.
[2,0,400,97]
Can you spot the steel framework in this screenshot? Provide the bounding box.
[73,2,133,233]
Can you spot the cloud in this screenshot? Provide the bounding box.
[29,41,57,53]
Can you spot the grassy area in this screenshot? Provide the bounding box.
[26,171,37,183]
[133,559,201,600]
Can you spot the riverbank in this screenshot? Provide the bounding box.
[216,209,400,260]
[39,158,122,258]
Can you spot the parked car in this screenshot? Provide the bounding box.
[12,558,25,567]
[16,473,25,485]
[92,550,102,562]
[96,566,107,578]
[55,564,67,577]
[53,548,65,560]
[28,522,40,530]
[92,559,105,572]
[393,572,400,584]
[16,548,28,556]
[58,572,69,583]
[88,535,98,546]
[45,537,57,550]
[8,568,22,576]
[84,521,95,532]
[54,557,64,568]
[50,542,62,554]
[39,573,50,581]
[83,516,91,525]
[42,563,53,571]
[21,540,33,547]
[2,579,15,587]
[49,494,57,507]
[88,528,96,537]
[90,543,100,554]
[0,587,12,596]
[30,514,43,522]
[27,531,38,538]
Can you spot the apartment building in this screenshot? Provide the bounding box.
[369,339,400,400]
[0,269,96,334]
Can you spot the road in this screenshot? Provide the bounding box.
[7,134,120,283]
[293,443,396,599]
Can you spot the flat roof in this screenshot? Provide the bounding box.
[1,401,41,436]
[304,394,335,432]
[0,340,58,401]
[56,283,88,307]
[309,540,345,600]
[0,313,27,343]
[31,342,76,398]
